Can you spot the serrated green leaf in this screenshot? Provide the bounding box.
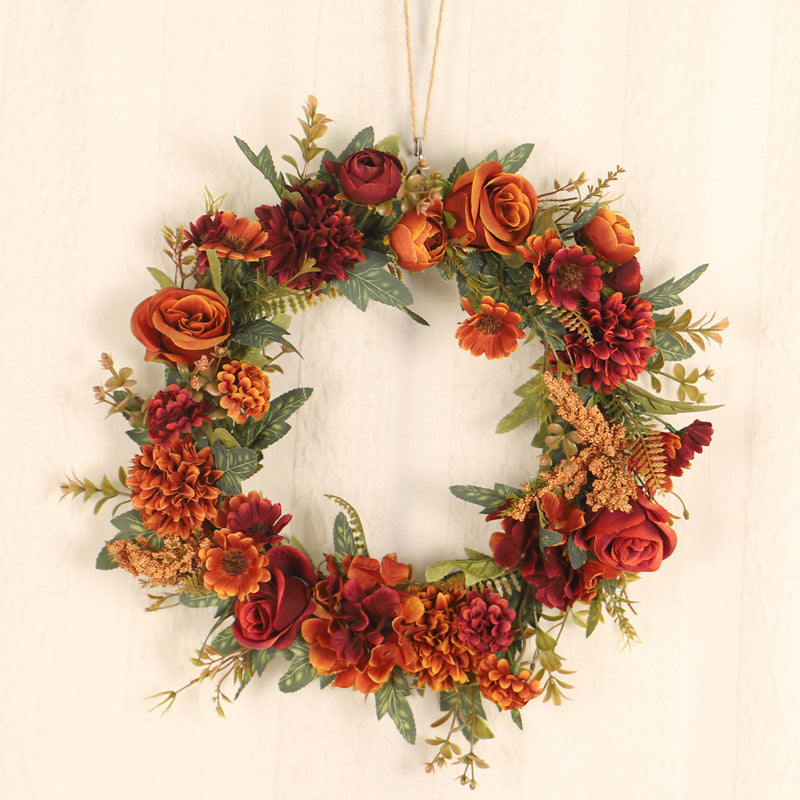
[560,202,601,238]
[539,528,563,549]
[374,134,400,156]
[640,263,709,310]
[499,143,534,174]
[332,512,360,559]
[235,136,279,184]
[483,149,499,163]
[147,267,177,288]
[179,590,223,608]
[337,126,375,161]
[250,647,279,676]
[231,317,300,355]
[448,157,469,184]
[261,387,313,428]
[211,626,240,655]
[651,328,696,361]
[332,254,413,311]
[425,556,505,585]
[449,484,516,513]
[210,441,262,495]
[278,641,317,693]
[439,686,486,721]
[97,510,162,569]
[567,537,588,569]
[375,676,416,744]
[496,395,540,434]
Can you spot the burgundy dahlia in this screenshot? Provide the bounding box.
[455,587,516,653]
[146,384,211,445]
[182,212,226,274]
[559,291,657,392]
[545,246,602,310]
[255,183,365,292]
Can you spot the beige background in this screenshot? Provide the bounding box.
[2,0,798,797]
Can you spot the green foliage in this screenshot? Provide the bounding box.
[211,626,240,656]
[337,126,375,161]
[95,509,159,570]
[210,441,262,495]
[499,143,534,174]
[641,263,709,310]
[374,134,400,156]
[449,483,522,515]
[234,135,280,188]
[147,267,177,289]
[425,551,506,586]
[332,512,361,560]
[178,590,225,608]
[375,670,416,744]
[230,316,300,355]
[278,640,318,693]
[250,647,279,677]
[325,494,369,555]
[332,252,414,311]
[651,328,696,361]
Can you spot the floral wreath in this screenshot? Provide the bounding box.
[63,97,726,788]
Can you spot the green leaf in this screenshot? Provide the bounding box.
[211,626,239,655]
[337,126,375,161]
[624,384,722,415]
[539,528,563,549]
[510,708,523,730]
[447,157,469,183]
[231,317,300,356]
[261,387,313,428]
[640,263,709,310]
[567,537,588,569]
[332,253,413,311]
[205,249,228,304]
[278,641,317,693]
[651,328,696,361]
[374,134,400,156]
[375,674,416,744]
[440,686,486,721]
[449,484,520,514]
[234,136,279,184]
[499,143,534,174]
[401,306,430,326]
[211,441,262,495]
[483,149,499,163]
[496,395,540,434]
[125,428,152,446]
[250,647,279,677]
[560,202,600,238]
[179,590,223,608]
[586,595,603,637]
[425,555,506,586]
[147,267,177,288]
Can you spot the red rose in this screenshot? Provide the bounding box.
[604,257,643,296]
[324,148,402,205]
[232,545,318,650]
[574,490,677,573]
[131,287,230,365]
[443,160,537,254]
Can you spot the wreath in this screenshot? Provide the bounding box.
[63,96,726,787]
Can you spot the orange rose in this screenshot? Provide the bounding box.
[389,202,446,272]
[443,160,537,254]
[131,287,230,365]
[580,207,639,265]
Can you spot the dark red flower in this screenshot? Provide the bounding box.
[454,587,516,652]
[223,491,291,550]
[558,292,657,392]
[666,420,713,477]
[232,545,317,650]
[183,212,226,274]
[604,257,643,296]
[255,183,365,292]
[146,384,211,445]
[544,246,602,310]
[324,148,402,205]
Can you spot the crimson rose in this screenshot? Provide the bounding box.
[574,490,677,573]
[324,148,402,205]
[232,545,317,650]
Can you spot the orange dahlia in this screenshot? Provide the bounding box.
[476,654,542,710]
[217,360,270,423]
[398,584,480,692]
[128,437,221,539]
[455,296,525,360]
[198,210,270,262]
[198,529,270,600]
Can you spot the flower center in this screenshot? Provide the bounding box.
[222,233,247,252]
[248,521,272,536]
[556,264,583,289]
[221,550,249,575]
[476,316,503,335]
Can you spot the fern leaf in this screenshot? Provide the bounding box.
[325,494,369,554]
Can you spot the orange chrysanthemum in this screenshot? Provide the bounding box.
[198,529,270,600]
[217,360,271,423]
[398,584,480,692]
[128,437,222,539]
[476,654,542,710]
[198,210,270,262]
[455,296,525,360]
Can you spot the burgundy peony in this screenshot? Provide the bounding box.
[604,256,643,296]
[232,545,317,650]
[146,383,211,445]
[255,183,365,292]
[324,148,402,205]
[574,489,677,573]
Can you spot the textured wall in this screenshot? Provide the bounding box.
[3,1,798,798]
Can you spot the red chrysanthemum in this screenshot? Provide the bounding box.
[544,246,602,310]
[454,588,516,653]
[127,437,222,539]
[183,212,226,274]
[455,296,525,360]
[222,490,292,550]
[146,383,211,445]
[558,292,657,392]
[255,183,365,292]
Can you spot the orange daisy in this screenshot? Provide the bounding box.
[455,296,525,360]
[199,210,270,262]
[198,529,270,600]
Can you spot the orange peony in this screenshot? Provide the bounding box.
[580,207,639,265]
[198,529,270,600]
[127,436,222,539]
[131,287,230,365]
[443,161,537,254]
[455,295,525,360]
[389,201,447,272]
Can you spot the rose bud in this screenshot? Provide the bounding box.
[324,148,402,205]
